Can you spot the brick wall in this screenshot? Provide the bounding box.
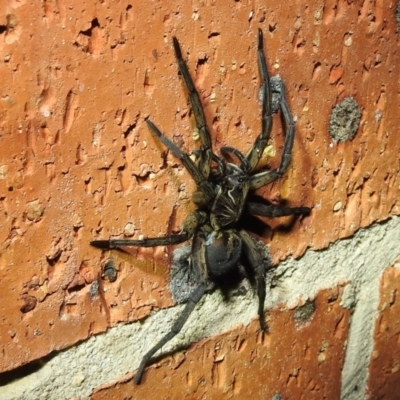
[0,1,399,399]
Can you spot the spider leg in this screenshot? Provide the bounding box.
[91,211,207,250]
[249,80,295,190]
[238,230,268,331]
[173,37,213,179]
[91,234,189,249]
[134,282,213,384]
[146,120,214,202]
[246,29,273,171]
[247,202,311,218]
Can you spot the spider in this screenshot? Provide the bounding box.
[91,29,310,385]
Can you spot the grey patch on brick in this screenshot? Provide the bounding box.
[1,216,399,400]
[293,300,316,323]
[89,280,99,299]
[329,97,361,142]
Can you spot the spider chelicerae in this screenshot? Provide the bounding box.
[91,29,310,384]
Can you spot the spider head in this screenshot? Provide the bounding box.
[210,164,250,229]
[224,163,250,194]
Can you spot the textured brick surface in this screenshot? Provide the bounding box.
[91,288,349,400]
[0,0,399,397]
[367,264,400,400]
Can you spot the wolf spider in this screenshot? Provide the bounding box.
[91,29,310,384]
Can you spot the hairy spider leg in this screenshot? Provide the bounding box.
[246,202,311,218]
[134,282,214,384]
[246,29,273,171]
[91,211,207,250]
[90,234,190,249]
[238,230,267,331]
[249,79,296,190]
[173,37,213,179]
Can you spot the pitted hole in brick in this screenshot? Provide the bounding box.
[20,294,37,313]
[75,143,88,166]
[67,275,86,293]
[74,18,102,56]
[207,31,220,40]
[46,238,62,266]
[312,62,322,81]
[268,22,277,33]
[123,124,136,139]
[63,90,78,134]
[195,53,209,88]
[235,337,248,353]
[79,18,100,38]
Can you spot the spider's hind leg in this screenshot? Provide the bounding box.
[238,230,270,332]
[134,281,213,384]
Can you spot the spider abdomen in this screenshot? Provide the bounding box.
[204,230,242,278]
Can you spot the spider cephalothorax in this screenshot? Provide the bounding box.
[91,29,310,384]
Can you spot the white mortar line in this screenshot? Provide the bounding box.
[1,216,399,400]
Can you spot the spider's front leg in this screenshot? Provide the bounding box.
[244,29,297,190]
[91,210,207,250]
[246,29,273,171]
[172,37,213,179]
[249,79,296,190]
[146,120,215,204]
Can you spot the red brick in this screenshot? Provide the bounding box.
[368,264,400,399]
[0,2,399,396]
[91,288,349,399]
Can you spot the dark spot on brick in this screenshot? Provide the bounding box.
[20,295,37,313]
[294,300,316,323]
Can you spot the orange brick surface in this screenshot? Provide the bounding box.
[0,0,399,398]
[368,265,400,400]
[91,288,349,400]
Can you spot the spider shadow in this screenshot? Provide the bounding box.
[243,194,309,237]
